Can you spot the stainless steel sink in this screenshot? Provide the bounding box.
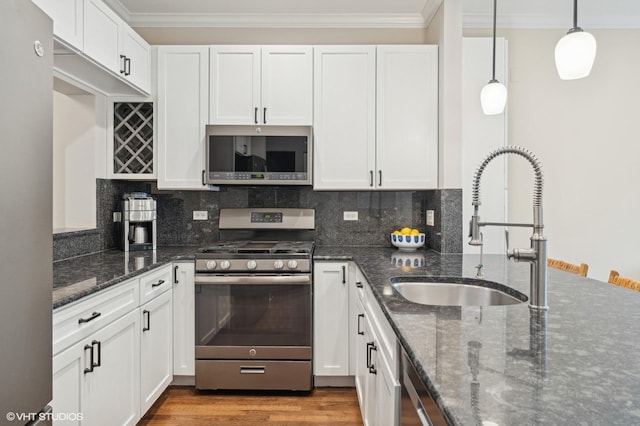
[390,277,527,307]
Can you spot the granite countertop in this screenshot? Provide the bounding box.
[52,247,199,309]
[314,246,640,426]
[53,245,640,424]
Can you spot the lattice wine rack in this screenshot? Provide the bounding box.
[113,102,153,174]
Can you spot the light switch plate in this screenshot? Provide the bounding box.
[113,212,121,222]
[426,210,435,227]
[193,211,208,220]
[343,211,358,221]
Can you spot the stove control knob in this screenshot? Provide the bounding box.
[206,260,217,270]
[273,260,284,270]
[220,260,231,270]
[247,260,257,270]
[287,260,298,269]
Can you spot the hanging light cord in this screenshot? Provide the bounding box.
[569,0,582,33]
[490,0,497,82]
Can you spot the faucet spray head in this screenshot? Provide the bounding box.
[469,214,483,246]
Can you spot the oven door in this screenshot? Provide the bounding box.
[194,274,312,360]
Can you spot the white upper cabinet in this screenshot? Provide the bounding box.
[209,45,313,125]
[156,46,209,190]
[81,0,151,93]
[313,46,377,190]
[313,45,438,190]
[122,26,151,93]
[32,0,84,51]
[376,45,438,190]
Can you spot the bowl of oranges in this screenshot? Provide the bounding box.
[391,227,425,251]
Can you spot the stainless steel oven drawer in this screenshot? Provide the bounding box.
[195,360,312,391]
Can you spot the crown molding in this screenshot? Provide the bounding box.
[464,12,640,29]
[126,13,427,29]
[421,0,443,28]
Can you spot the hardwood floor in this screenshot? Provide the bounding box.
[139,386,363,425]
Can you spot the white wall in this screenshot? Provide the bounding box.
[461,37,507,255]
[503,29,640,281]
[52,91,96,232]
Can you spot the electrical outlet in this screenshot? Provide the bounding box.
[193,211,208,220]
[113,212,121,223]
[343,211,358,221]
[426,210,435,227]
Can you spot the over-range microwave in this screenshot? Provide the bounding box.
[204,125,313,185]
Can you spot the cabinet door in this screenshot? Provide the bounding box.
[313,46,376,190]
[122,26,151,94]
[353,296,367,418]
[362,314,378,426]
[261,46,313,125]
[173,262,195,376]
[376,45,438,190]
[313,262,350,376]
[157,46,209,189]
[140,290,173,414]
[52,342,87,426]
[85,310,140,426]
[83,0,122,75]
[209,45,261,124]
[32,0,84,51]
[375,351,400,426]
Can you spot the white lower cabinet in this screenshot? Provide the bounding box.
[313,262,350,376]
[52,264,176,425]
[172,262,195,376]
[352,266,400,426]
[53,309,140,426]
[140,289,173,414]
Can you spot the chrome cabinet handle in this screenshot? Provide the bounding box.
[342,266,346,284]
[78,311,101,324]
[174,265,179,284]
[151,279,165,288]
[92,340,101,368]
[119,54,126,74]
[202,170,206,186]
[369,171,374,187]
[143,310,150,332]
[357,314,364,335]
[356,280,363,288]
[263,107,267,124]
[125,57,131,76]
[378,170,382,186]
[254,107,258,124]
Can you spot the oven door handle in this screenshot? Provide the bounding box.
[195,275,311,285]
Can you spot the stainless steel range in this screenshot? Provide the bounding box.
[194,208,315,391]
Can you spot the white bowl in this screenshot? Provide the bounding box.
[390,233,425,251]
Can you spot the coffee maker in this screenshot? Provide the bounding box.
[119,192,157,252]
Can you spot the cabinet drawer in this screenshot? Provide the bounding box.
[53,279,139,355]
[139,264,173,305]
[365,282,397,372]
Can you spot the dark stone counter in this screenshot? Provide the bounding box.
[52,247,198,309]
[314,246,640,426]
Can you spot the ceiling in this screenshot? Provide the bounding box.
[104,0,640,29]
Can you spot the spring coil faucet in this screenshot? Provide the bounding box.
[469,146,548,310]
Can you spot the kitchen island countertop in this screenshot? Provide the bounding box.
[315,246,640,426]
[53,246,640,425]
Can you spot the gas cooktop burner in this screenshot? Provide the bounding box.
[200,240,314,255]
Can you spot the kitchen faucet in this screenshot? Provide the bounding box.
[469,146,548,310]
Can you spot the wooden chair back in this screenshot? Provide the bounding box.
[547,258,589,277]
[608,270,640,292]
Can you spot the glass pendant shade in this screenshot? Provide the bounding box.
[481,81,507,115]
[555,29,597,80]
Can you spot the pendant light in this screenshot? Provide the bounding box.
[481,0,507,115]
[555,0,597,80]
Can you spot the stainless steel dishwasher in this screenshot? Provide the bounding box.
[400,347,449,425]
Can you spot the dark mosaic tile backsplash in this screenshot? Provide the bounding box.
[53,179,462,261]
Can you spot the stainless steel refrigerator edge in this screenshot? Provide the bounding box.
[0,1,53,424]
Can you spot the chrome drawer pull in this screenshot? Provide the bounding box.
[240,366,266,374]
